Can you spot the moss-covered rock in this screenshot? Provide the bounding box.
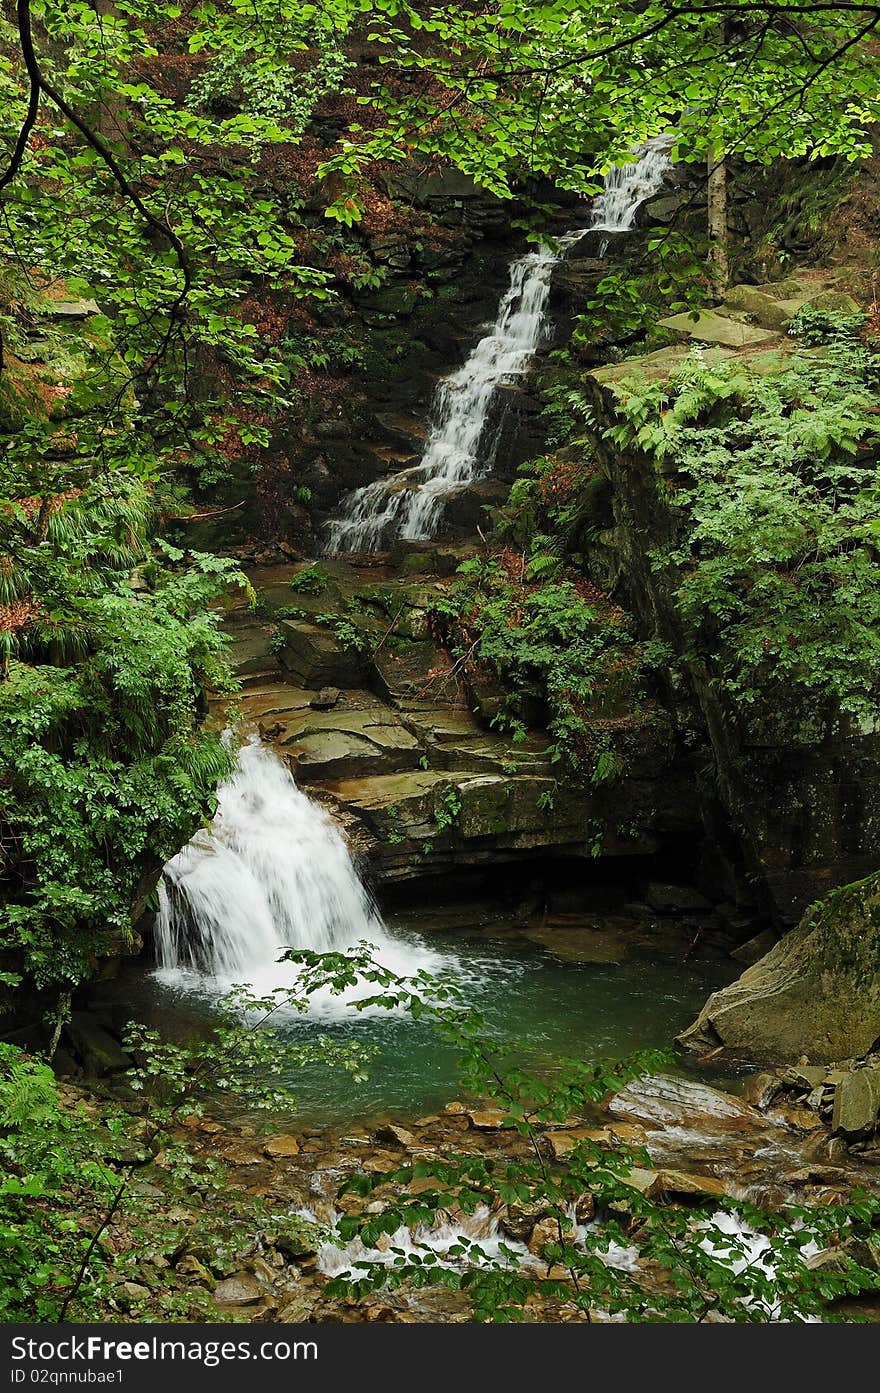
[679,872,880,1063]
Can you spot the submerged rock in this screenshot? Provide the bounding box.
[679,872,880,1064]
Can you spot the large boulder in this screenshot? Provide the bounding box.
[679,873,880,1063]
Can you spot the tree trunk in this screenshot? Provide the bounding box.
[707,148,729,297]
[707,148,729,298]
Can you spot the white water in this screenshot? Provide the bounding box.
[311,1203,639,1281]
[326,137,673,552]
[154,738,450,1015]
[311,1202,820,1322]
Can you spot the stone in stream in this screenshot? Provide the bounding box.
[740,1072,784,1110]
[278,618,368,688]
[831,1070,880,1138]
[679,872,880,1063]
[310,686,341,710]
[376,1122,416,1148]
[213,1273,265,1307]
[527,1217,562,1257]
[609,1074,763,1132]
[63,1013,132,1076]
[465,1107,507,1130]
[644,882,712,914]
[264,1133,301,1157]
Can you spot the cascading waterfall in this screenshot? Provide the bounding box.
[588,136,674,233]
[154,738,449,1013]
[326,136,673,553]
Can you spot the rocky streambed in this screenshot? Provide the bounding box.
[66,1065,880,1324]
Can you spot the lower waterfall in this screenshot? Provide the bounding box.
[154,738,451,1014]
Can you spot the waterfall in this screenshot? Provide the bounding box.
[326,137,673,553]
[154,738,448,1014]
[588,136,673,232]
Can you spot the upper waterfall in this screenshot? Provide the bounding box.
[154,738,449,1013]
[326,137,673,554]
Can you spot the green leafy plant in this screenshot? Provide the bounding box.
[289,564,330,595]
[433,784,463,835]
[432,552,665,781]
[608,340,880,717]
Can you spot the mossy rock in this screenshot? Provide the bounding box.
[679,870,880,1063]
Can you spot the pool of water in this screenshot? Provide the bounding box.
[96,914,737,1125]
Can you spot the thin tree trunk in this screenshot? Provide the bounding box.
[708,147,729,298]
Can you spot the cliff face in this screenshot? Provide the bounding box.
[580,274,880,928]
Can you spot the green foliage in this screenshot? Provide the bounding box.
[608,340,880,715]
[317,1,880,211]
[574,234,709,351]
[314,606,372,654]
[0,411,248,988]
[434,552,664,780]
[191,36,352,136]
[502,452,603,553]
[0,976,375,1322]
[787,304,868,345]
[433,784,462,835]
[289,563,331,595]
[0,1044,121,1321]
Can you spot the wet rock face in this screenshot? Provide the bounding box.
[221,558,706,887]
[679,872,880,1063]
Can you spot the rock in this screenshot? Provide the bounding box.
[807,1236,880,1276]
[525,925,631,965]
[831,1070,880,1138]
[644,882,712,914]
[781,1065,828,1091]
[784,1164,855,1188]
[376,1123,415,1148]
[281,707,421,782]
[730,928,779,966]
[740,1072,783,1110]
[499,1200,548,1243]
[657,309,780,348]
[547,1128,607,1160]
[652,1170,728,1200]
[641,193,682,225]
[610,1074,763,1132]
[310,687,341,710]
[527,1217,563,1257]
[619,1168,665,1198]
[465,1107,507,1130]
[804,290,862,317]
[264,1133,301,1158]
[722,284,806,331]
[221,1142,263,1166]
[120,1281,151,1302]
[278,619,367,688]
[63,1013,131,1076]
[276,1288,317,1322]
[679,874,880,1063]
[41,298,101,319]
[176,1255,214,1284]
[214,1272,265,1306]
